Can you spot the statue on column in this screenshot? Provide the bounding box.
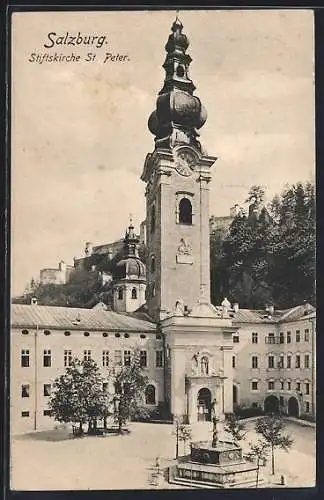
[211,398,219,448]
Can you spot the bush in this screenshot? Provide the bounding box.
[234,406,264,419]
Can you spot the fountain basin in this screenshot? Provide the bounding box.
[190,440,243,465]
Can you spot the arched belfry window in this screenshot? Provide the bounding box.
[131,287,137,299]
[151,204,156,233]
[145,384,156,405]
[179,198,192,225]
[201,356,209,375]
[118,288,123,300]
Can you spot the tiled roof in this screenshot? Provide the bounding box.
[232,304,315,324]
[11,304,156,332]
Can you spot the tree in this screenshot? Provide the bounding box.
[112,350,149,434]
[246,439,270,488]
[245,185,266,207]
[269,182,315,307]
[172,420,192,456]
[224,413,247,445]
[255,414,293,475]
[48,358,110,434]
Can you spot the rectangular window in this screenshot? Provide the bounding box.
[268,381,275,390]
[287,381,291,390]
[114,350,122,366]
[43,349,51,367]
[252,332,258,344]
[43,410,51,416]
[268,333,275,344]
[295,355,301,369]
[102,350,109,367]
[233,335,239,343]
[156,350,163,368]
[287,331,291,344]
[287,355,291,369]
[21,349,30,367]
[280,381,284,390]
[124,350,131,366]
[296,330,300,343]
[279,355,284,368]
[305,382,310,395]
[252,356,258,369]
[21,411,30,417]
[268,356,274,369]
[21,384,30,398]
[279,332,284,344]
[251,381,258,391]
[64,350,72,367]
[232,356,236,368]
[83,350,91,361]
[304,329,310,342]
[304,354,310,369]
[305,402,310,413]
[43,384,51,396]
[296,382,301,392]
[140,350,147,367]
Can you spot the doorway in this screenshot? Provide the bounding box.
[197,388,212,422]
[264,395,280,414]
[288,396,299,417]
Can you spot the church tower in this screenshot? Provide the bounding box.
[112,220,146,313]
[141,17,237,423]
[141,17,217,321]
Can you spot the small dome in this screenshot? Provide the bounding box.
[114,257,146,281]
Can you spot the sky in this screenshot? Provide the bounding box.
[11,9,315,296]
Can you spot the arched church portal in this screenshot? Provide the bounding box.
[197,388,212,422]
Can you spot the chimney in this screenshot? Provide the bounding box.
[59,260,66,272]
[265,304,274,316]
[31,297,38,306]
[230,204,240,218]
[107,249,113,261]
[85,241,93,257]
[233,302,239,313]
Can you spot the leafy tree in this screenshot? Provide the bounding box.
[210,226,229,306]
[246,439,270,487]
[112,350,149,434]
[48,358,110,434]
[210,181,315,309]
[172,421,192,456]
[245,185,266,207]
[255,414,293,475]
[269,182,315,307]
[224,413,247,445]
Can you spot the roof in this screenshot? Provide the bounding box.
[232,304,316,325]
[11,304,157,332]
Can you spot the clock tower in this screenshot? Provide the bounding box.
[141,17,217,321]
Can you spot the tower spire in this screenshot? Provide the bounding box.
[147,17,207,151]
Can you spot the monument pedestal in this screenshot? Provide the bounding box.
[169,440,264,489]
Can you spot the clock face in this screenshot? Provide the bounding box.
[175,150,196,176]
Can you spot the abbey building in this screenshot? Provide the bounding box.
[11,18,316,433]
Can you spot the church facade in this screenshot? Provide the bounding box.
[10,19,316,434]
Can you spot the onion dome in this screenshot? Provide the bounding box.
[113,220,146,281]
[148,16,207,151]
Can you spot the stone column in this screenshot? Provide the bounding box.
[221,346,234,414]
[170,347,186,418]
